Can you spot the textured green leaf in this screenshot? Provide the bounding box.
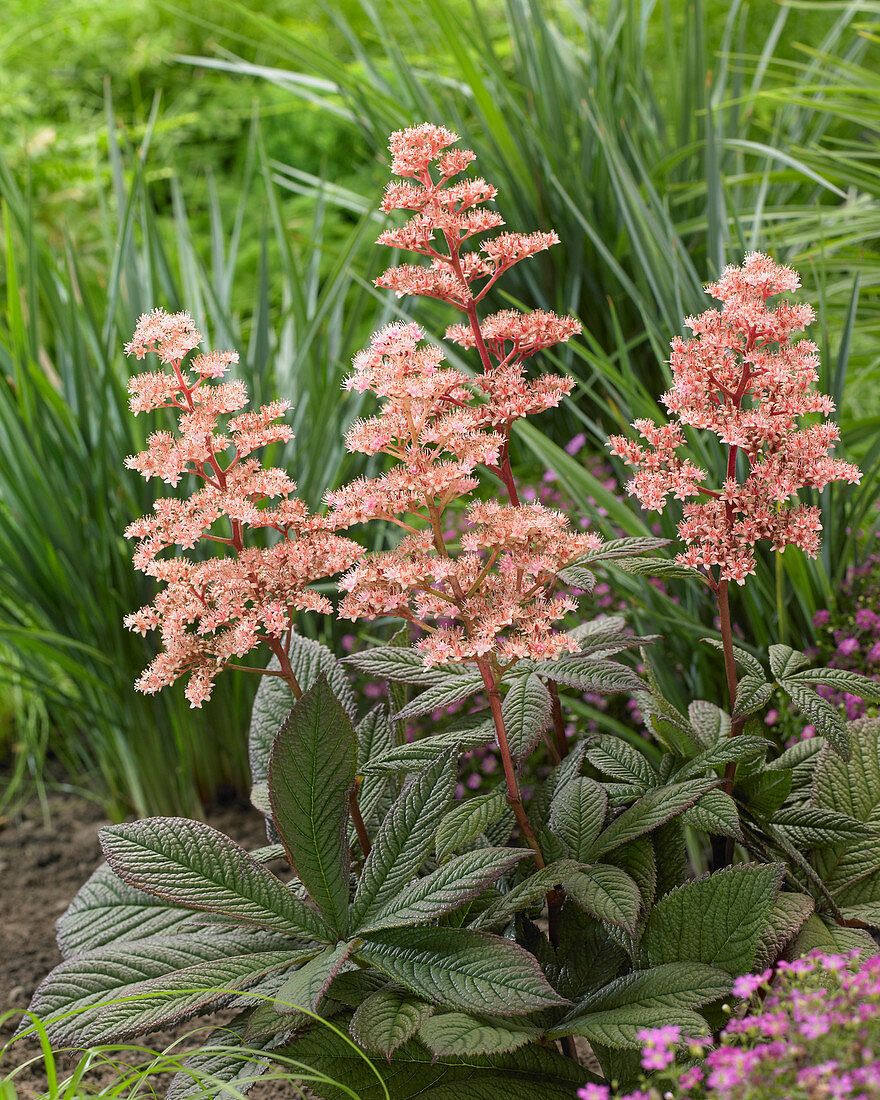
[687,701,731,746]
[739,769,792,817]
[100,819,331,941]
[274,942,354,1018]
[769,645,811,679]
[436,790,508,860]
[788,668,880,701]
[680,790,742,839]
[813,718,880,821]
[551,962,730,1047]
[604,836,657,911]
[344,646,459,685]
[360,848,532,933]
[789,914,879,959]
[350,989,435,1056]
[28,931,291,1045]
[780,679,849,758]
[268,675,357,935]
[590,778,718,857]
[471,859,583,929]
[754,893,815,969]
[733,675,774,718]
[418,1013,542,1056]
[394,674,484,722]
[641,863,784,973]
[549,777,608,860]
[354,927,569,1015]
[56,862,194,957]
[613,556,708,582]
[675,735,769,779]
[701,638,765,678]
[839,902,880,926]
[354,706,395,846]
[566,865,641,933]
[249,639,355,788]
[770,806,871,848]
[573,536,671,563]
[361,725,494,775]
[586,738,656,788]
[350,749,457,928]
[557,565,597,592]
[166,1029,270,1099]
[279,1030,589,1100]
[502,673,552,758]
[548,660,645,696]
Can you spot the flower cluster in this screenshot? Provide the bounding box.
[375,124,581,494]
[608,253,861,584]
[123,309,362,707]
[328,323,598,667]
[588,951,880,1100]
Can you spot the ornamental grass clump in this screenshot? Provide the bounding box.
[18,125,880,1100]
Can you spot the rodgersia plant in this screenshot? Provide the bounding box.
[19,128,880,1100]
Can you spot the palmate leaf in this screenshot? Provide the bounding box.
[813,717,880,821]
[418,1012,542,1056]
[780,679,850,759]
[788,668,880,702]
[350,749,457,928]
[353,926,569,1016]
[248,639,356,788]
[268,675,357,935]
[280,1029,590,1099]
[549,777,608,861]
[350,989,435,1056]
[56,862,194,957]
[733,675,774,718]
[566,866,641,934]
[502,672,552,758]
[589,778,718,857]
[769,645,811,679]
[436,789,508,860]
[358,848,532,933]
[550,962,730,1048]
[641,863,784,974]
[27,930,294,1045]
[100,818,332,942]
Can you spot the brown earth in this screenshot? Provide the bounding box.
[0,793,297,1098]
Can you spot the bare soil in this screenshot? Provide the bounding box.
[0,793,291,1098]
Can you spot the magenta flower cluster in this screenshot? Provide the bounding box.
[581,951,880,1100]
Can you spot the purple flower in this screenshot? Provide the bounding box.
[837,637,859,657]
[855,608,877,629]
[765,709,779,726]
[814,609,830,627]
[565,432,587,456]
[733,969,772,999]
[577,1086,610,1100]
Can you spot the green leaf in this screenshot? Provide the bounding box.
[268,674,357,935]
[572,537,672,564]
[56,862,193,957]
[839,902,880,927]
[350,989,435,1056]
[701,638,765,679]
[769,645,811,679]
[549,777,608,861]
[394,674,484,722]
[613,556,709,583]
[589,778,718,857]
[566,865,641,933]
[249,639,356,788]
[770,806,871,848]
[471,860,584,929]
[813,718,880,821]
[418,1013,542,1056]
[585,738,656,788]
[28,931,292,1045]
[779,679,849,759]
[548,660,645,696]
[739,769,792,817]
[787,668,880,702]
[550,962,730,1048]
[166,1036,269,1100]
[680,790,742,840]
[502,673,552,758]
[100,819,332,942]
[345,646,460,685]
[733,675,774,718]
[674,735,769,779]
[641,863,784,973]
[436,790,508,861]
[687,701,731,746]
[273,942,354,1018]
[359,848,532,933]
[754,893,815,969]
[350,749,457,928]
[557,565,597,592]
[354,927,569,1016]
[361,724,494,775]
